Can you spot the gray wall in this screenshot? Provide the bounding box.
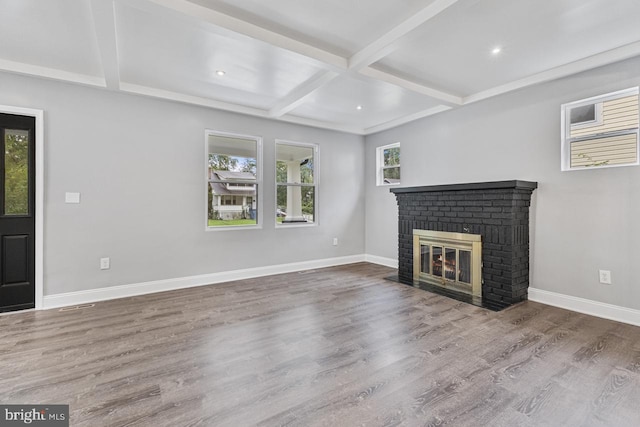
[0,72,365,296]
[365,56,640,311]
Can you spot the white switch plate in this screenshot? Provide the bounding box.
[100,257,110,270]
[333,237,338,246]
[65,192,81,204]
[599,269,612,285]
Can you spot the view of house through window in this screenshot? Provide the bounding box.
[377,142,400,185]
[207,132,261,228]
[276,141,317,225]
[561,87,639,171]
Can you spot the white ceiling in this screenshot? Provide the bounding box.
[2,0,640,135]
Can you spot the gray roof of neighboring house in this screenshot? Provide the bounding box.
[210,170,256,196]
[212,170,256,181]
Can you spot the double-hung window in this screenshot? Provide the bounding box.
[206,131,262,228]
[276,140,317,225]
[376,142,400,185]
[561,87,639,171]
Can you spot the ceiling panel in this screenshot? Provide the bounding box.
[0,0,102,77]
[375,0,640,96]
[117,1,327,109]
[288,74,443,130]
[2,0,640,134]
[188,0,440,56]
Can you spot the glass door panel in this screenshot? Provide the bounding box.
[458,250,471,284]
[432,246,443,277]
[444,248,456,281]
[4,129,30,216]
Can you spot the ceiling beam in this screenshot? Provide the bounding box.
[0,58,105,87]
[359,67,462,106]
[89,0,121,90]
[120,82,365,135]
[268,71,339,117]
[131,0,347,71]
[348,0,460,71]
[364,105,452,135]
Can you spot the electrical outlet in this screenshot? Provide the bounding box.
[100,257,110,270]
[598,269,611,285]
[332,237,338,246]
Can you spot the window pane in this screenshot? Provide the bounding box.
[383,147,400,167]
[4,129,29,216]
[207,134,258,227]
[208,184,257,226]
[570,104,596,125]
[276,144,314,184]
[383,167,400,183]
[277,185,314,224]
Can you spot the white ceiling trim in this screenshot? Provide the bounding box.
[268,70,339,117]
[120,82,366,135]
[359,67,462,106]
[120,82,269,115]
[277,114,365,135]
[0,58,105,88]
[130,0,347,71]
[364,105,452,135]
[464,40,640,105]
[89,0,121,90]
[348,0,460,71]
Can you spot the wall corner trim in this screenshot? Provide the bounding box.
[43,254,366,310]
[528,287,640,327]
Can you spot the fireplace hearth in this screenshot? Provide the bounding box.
[391,180,537,310]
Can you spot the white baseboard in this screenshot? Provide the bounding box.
[43,254,366,310]
[364,254,398,269]
[528,287,640,327]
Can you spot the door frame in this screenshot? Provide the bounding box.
[0,105,44,310]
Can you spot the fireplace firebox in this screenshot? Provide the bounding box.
[413,230,482,303]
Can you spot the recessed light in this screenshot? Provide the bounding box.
[491,47,502,55]
[356,105,363,110]
[215,70,226,76]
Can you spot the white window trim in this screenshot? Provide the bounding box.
[205,129,263,231]
[275,139,319,228]
[561,87,640,172]
[376,142,401,186]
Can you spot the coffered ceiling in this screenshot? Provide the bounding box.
[2,0,640,134]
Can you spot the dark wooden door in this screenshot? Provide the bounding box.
[0,113,35,312]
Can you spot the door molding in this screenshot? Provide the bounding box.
[0,105,43,310]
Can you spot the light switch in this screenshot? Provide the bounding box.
[65,192,81,204]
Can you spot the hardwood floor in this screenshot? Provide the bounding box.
[1,262,639,426]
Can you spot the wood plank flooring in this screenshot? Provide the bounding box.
[1,262,639,426]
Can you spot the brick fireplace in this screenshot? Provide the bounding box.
[391,180,537,310]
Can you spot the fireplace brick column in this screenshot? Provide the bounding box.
[391,180,537,309]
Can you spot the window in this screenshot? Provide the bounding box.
[376,142,400,185]
[276,140,317,225]
[206,131,261,228]
[561,87,639,171]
